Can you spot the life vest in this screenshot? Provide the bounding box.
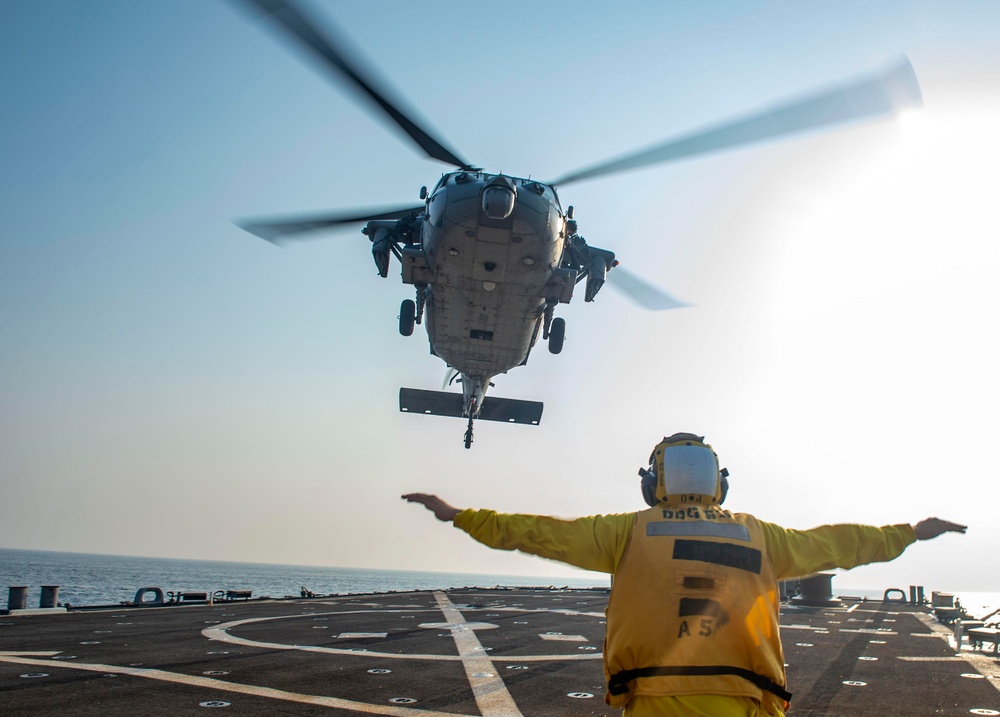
[604,505,790,711]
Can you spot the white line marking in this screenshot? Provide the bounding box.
[538,634,587,642]
[469,607,605,619]
[417,622,498,631]
[493,653,600,663]
[0,655,474,717]
[433,591,523,717]
[839,629,898,635]
[203,611,458,661]
[202,610,600,662]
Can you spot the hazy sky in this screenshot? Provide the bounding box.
[2,1,998,593]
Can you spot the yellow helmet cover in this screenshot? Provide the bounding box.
[648,433,723,506]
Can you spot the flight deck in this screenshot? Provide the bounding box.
[2,588,998,716]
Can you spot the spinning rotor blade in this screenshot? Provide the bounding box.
[235,0,474,170]
[607,268,690,311]
[551,58,922,187]
[237,204,424,244]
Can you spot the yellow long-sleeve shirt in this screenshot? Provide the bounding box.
[453,509,915,579]
[453,508,916,717]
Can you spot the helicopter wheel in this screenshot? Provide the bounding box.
[548,317,566,354]
[464,416,474,449]
[399,299,416,336]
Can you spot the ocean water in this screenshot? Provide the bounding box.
[0,548,609,608]
[3,548,997,620]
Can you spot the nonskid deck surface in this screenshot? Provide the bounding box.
[1,588,998,716]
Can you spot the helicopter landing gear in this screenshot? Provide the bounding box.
[399,299,416,336]
[464,398,477,449]
[464,416,474,449]
[548,317,566,354]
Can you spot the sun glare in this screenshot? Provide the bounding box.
[743,92,1000,458]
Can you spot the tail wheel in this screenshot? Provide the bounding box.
[548,317,566,354]
[399,299,416,336]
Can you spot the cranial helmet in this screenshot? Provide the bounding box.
[639,433,729,507]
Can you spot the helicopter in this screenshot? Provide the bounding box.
[233,0,922,449]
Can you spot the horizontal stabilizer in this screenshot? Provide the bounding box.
[399,388,543,425]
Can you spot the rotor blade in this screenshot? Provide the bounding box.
[236,204,423,244]
[235,0,474,170]
[607,267,690,311]
[551,58,922,187]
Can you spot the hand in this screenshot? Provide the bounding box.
[913,517,967,540]
[402,493,461,522]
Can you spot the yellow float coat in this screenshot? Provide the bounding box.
[454,507,915,716]
[604,506,786,711]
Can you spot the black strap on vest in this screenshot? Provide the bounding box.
[608,665,793,703]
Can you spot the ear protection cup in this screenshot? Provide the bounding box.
[640,469,658,507]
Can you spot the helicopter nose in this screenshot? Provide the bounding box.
[481,176,517,219]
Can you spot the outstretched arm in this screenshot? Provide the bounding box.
[762,515,967,580]
[913,517,967,540]
[402,494,634,574]
[402,493,462,522]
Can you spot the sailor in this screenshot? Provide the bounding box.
[403,432,966,717]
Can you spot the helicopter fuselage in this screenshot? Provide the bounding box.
[420,171,571,379]
[372,171,580,384]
